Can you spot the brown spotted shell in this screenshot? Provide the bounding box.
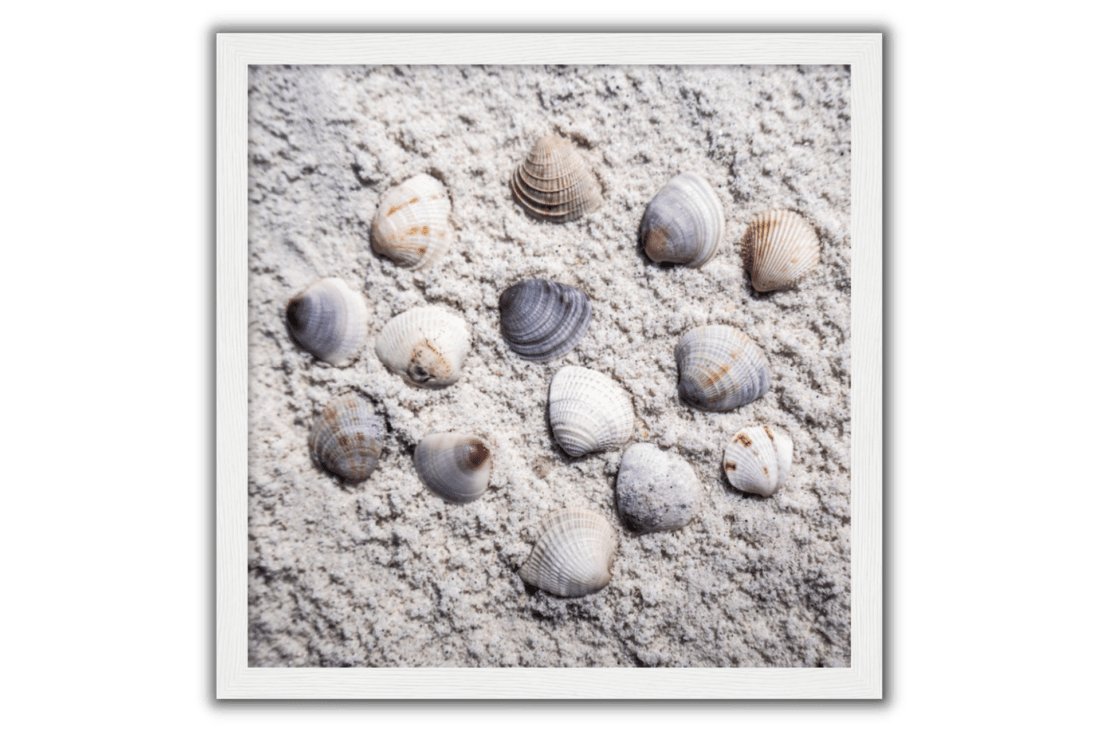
[511,134,602,223]
[371,174,453,269]
[308,393,385,482]
[723,425,793,497]
[741,210,821,291]
[375,306,471,388]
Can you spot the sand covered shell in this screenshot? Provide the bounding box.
[742,209,821,291]
[308,393,385,482]
[519,508,617,597]
[675,325,771,412]
[616,443,703,533]
[285,277,370,367]
[640,172,724,268]
[723,425,793,497]
[511,133,603,223]
[376,306,471,388]
[413,432,492,504]
[371,174,453,269]
[498,279,592,362]
[548,366,634,457]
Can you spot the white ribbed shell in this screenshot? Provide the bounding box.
[640,172,724,268]
[519,508,617,597]
[675,325,771,412]
[375,306,471,388]
[308,393,385,482]
[285,277,370,367]
[511,134,602,223]
[548,366,634,457]
[413,432,492,504]
[371,174,453,269]
[741,209,821,291]
[723,425,793,497]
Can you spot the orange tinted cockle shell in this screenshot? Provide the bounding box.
[371,174,453,269]
[741,209,821,291]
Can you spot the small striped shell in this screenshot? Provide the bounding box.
[675,325,771,412]
[376,306,471,388]
[640,173,724,268]
[498,279,592,362]
[511,134,602,223]
[308,393,385,482]
[723,425,793,497]
[413,433,492,504]
[519,508,617,597]
[548,366,634,457]
[371,174,453,269]
[741,209,821,291]
[285,278,370,367]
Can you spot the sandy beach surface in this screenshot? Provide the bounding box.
[246,64,851,667]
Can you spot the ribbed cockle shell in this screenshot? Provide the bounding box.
[741,209,821,291]
[371,174,453,269]
[675,325,771,412]
[285,277,370,367]
[308,393,385,482]
[548,366,634,457]
[511,134,602,223]
[375,306,471,388]
[498,279,592,362]
[519,508,617,597]
[723,425,793,497]
[413,432,492,504]
[640,173,724,268]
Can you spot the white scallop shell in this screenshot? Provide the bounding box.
[548,366,634,457]
[741,209,821,291]
[519,508,617,597]
[675,325,771,412]
[375,306,471,388]
[723,425,793,497]
[371,174,453,269]
[308,393,385,482]
[640,172,724,268]
[285,277,370,367]
[413,432,492,504]
[511,134,603,223]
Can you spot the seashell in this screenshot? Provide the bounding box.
[308,393,385,482]
[616,443,702,534]
[519,508,617,597]
[498,279,592,362]
[723,425,793,497]
[675,325,771,412]
[371,173,453,269]
[285,277,370,367]
[640,172,724,268]
[511,134,602,223]
[413,432,492,504]
[375,306,471,388]
[548,366,634,457]
[741,209,821,291]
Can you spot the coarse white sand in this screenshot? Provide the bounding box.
[247,64,851,667]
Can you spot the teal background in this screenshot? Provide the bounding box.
[6,1,1091,726]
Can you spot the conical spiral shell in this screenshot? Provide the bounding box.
[741,209,821,291]
[723,425,793,497]
[640,173,724,268]
[371,174,453,269]
[548,366,634,457]
[498,279,592,362]
[675,325,771,412]
[413,432,492,504]
[285,277,370,367]
[308,393,385,482]
[375,306,471,388]
[511,134,602,223]
[519,508,617,597]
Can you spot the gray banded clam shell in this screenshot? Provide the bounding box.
[413,432,492,504]
[548,366,634,457]
[371,173,453,269]
[723,425,793,497]
[308,393,385,482]
[519,508,617,598]
[640,172,724,268]
[498,279,592,362]
[741,209,821,291]
[511,134,602,223]
[285,277,370,367]
[375,306,471,388]
[675,325,771,412]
